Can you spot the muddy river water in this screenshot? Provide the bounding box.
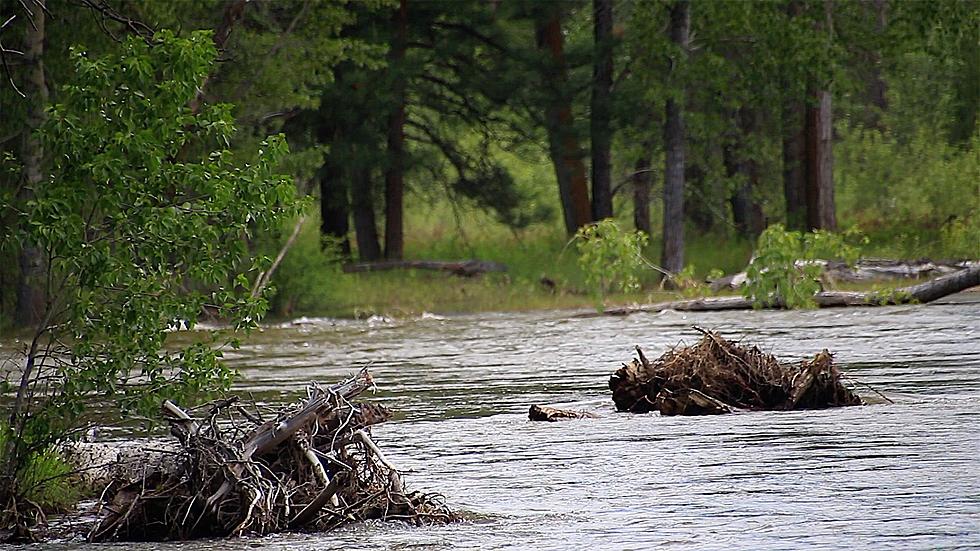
[33,296,980,550]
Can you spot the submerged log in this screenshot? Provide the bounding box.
[88,370,457,542]
[602,265,980,316]
[528,405,598,422]
[609,329,863,415]
[342,259,507,277]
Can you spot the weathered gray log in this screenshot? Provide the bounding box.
[710,259,978,291]
[602,265,980,316]
[342,260,507,277]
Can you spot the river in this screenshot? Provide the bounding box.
[34,296,980,550]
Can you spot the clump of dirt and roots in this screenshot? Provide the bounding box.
[609,328,864,415]
[88,369,458,542]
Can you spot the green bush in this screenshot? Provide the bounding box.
[744,224,860,309]
[575,220,649,310]
[836,122,979,259]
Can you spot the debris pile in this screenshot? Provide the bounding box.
[89,370,457,542]
[609,329,863,415]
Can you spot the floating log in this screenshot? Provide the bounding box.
[342,260,507,277]
[527,405,598,422]
[88,370,457,542]
[609,328,863,415]
[602,265,980,316]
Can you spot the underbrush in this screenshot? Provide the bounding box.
[0,426,82,514]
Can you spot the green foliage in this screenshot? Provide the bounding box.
[0,427,80,513]
[836,123,979,259]
[2,31,297,507]
[575,220,649,310]
[744,224,861,309]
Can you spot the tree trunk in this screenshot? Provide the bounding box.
[804,89,836,231]
[782,99,807,232]
[726,109,764,239]
[351,165,382,261]
[632,149,652,235]
[384,0,408,260]
[535,8,592,235]
[661,0,689,275]
[16,0,48,327]
[866,0,888,130]
[319,166,351,258]
[590,0,614,221]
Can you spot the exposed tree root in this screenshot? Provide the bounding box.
[609,328,864,415]
[88,370,458,542]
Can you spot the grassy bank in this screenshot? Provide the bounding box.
[264,201,976,320]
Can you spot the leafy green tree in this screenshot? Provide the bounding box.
[0,31,298,521]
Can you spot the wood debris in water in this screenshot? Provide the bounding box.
[609,328,864,415]
[527,404,598,422]
[88,370,458,542]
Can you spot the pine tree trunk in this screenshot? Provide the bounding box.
[16,0,48,327]
[726,109,764,239]
[866,0,888,130]
[661,0,689,275]
[351,166,382,261]
[590,0,614,221]
[782,99,807,231]
[535,8,592,235]
[804,89,836,231]
[319,167,351,258]
[384,0,408,260]
[632,150,652,235]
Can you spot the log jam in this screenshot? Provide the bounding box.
[609,328,863,415]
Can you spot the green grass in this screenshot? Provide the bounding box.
[264,191,973,320]
[0,426,83,513]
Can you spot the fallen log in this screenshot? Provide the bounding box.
[710,259,978,291]
[527,405,598,422]
[341,260,507,277]
[88,370,457,542]
[609,328,864,415]
[602,265,980,316]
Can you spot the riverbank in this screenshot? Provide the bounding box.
[263,213,976,319]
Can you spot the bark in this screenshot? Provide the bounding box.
[632,150,652,235]
[535,8,592,235]
[383,0,408,260]
[661,0,689,275]
[866,0,888,129]
[598,265,980,316]
[590,0,614,221]
[804,89,836,231]
[15,0,48,328]
[782,99,807,231]
[318,165,351,257]
[725,109,764,239]
[351,165,382,261]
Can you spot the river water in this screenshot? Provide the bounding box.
[36,297,980,550]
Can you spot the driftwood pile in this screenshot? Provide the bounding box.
[88,370,457,542]
[609,329,862,415]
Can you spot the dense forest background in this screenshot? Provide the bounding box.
[1,0,978,321]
